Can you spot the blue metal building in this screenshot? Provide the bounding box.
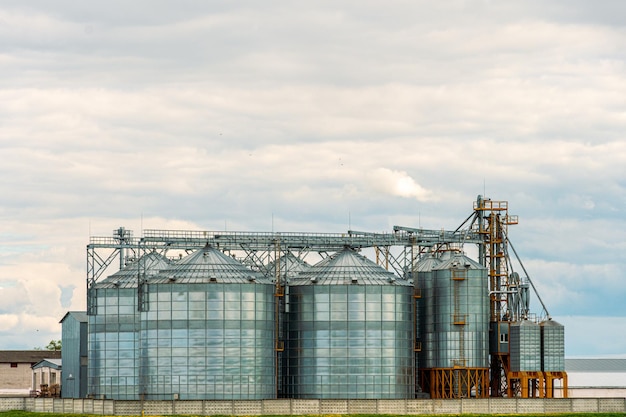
[60,311,88,398]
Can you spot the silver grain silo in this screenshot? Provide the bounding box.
[415,255,442,370]
[540,319,566,398]
[284,247,414,399]
[139,245,276,400]
[415,254,441,395]
[268,253,311,397]
[422,253,489,398]
[510,320,541,372]
[509,319,542,397]
[540,319,565,372]
[88,252,169,399]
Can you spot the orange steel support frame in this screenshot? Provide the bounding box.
[474,198,567,398]
[543,371,568,398]
[421,368,490,399]
[507,371,544,398]
[475,198,512,396]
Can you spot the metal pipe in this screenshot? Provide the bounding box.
[489,290,517,295]
[503,230,551,319]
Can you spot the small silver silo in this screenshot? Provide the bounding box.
[510,319,541,372]
[540,319,565,372]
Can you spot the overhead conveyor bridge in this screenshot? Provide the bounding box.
[87,226,483,287]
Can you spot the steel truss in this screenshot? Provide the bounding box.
[85,197,564,398]
[420,368,490,399]
[88,229,482,285]
[465,196,567,398]
[87,226,481,316]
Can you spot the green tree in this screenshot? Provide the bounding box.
[45,340,62,351]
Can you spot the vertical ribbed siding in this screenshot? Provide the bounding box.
[88,287,139,399]
[416,257,440,370]
[140,282,276,400]
[510,320,541,372]
[88,253,169,400]
[541,320,565,372]
[61,313,87,398]
[285,284,414,399]
[431,256,489,369]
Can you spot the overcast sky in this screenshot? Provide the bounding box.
[0,1,624,357]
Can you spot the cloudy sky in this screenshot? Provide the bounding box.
[0,1,624,357]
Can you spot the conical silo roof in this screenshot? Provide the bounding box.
[267,253,310,280]
[150,245,271,284]
[97,252,170,288]
[434,253,484,270]
[292,247,410,286]
[540,318,563,328]
[415,255,442,272]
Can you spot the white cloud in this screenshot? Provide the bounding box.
[0,1,624,356]
[0,314,19,331]
[368,168,435,201]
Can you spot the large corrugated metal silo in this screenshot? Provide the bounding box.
[421,253,489,398]
[88,252,169,399]
[139,245,276,400]
[268,253,310,398]
[284,247,414,399]
[415,255,442,372]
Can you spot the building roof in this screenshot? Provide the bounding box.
[0,350,62,363]
[566,359,626,388]
[566,358,626,373]
[32,359,62,370]
[59,311,88,324]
